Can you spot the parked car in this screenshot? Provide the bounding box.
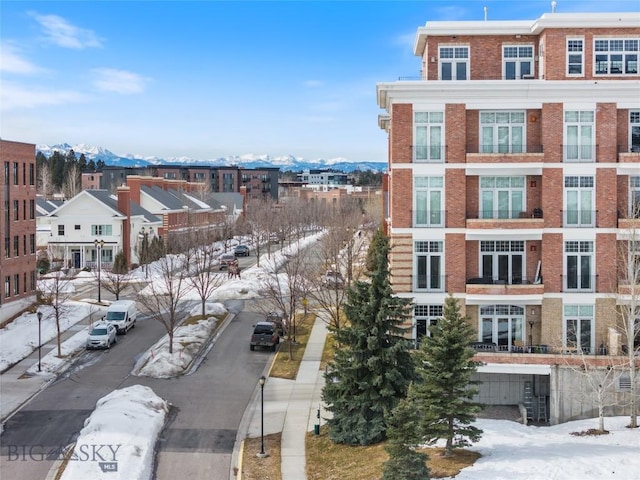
[234,245,250,257]
[219,253,236,270]
[250,321,279,351]
[104,299,137,334]
[86,321,117,350]
[321,270,345,288]
[266,311,284,336]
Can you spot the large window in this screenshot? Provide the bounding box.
[630,111,640,153]
[594,38,639,75]
[629,241,640,285]
[91,225,113,236]
[480,241,524,284]
[439,46,468,80]
[565,241,594,291]
[480,111,525,153]
[414,305,443,343]
[414,112,444,162]
[415,241,444,292]
[567,38,584,76]
[631,176,640,217]
[503,45,534,79]
[480,176,525,219]
[564,176,594,226]
[564,111,594,162]
[564,305,594,354]
[480,305,524,351]
[414,176,443,227]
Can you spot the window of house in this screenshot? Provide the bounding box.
[414,112,444,162]
[594,38,639,75]
[30,271,36,291]
[480,240,525,284]
[439,46,468,80]
[564,111,594,161]
[30,234,35,254]
[13,236,19,257]
[415,241,444,292]
[565,241,594,291]
[564,304,594,353]
[567,38,584,76]
[503,45,534,79]
[5,276,10,298]
[564,176,594,226]
[480,111,525,153]
[12,162,18,185]
[628,241,640,285]
[91,225,112,236]
[58,225,65,236]
[13,200,19,221]
[23,200,26,220]
[414,176,444,226]
[631,176,640,217]
[4,237,9,259]
[23,236,26,256]
[29,164,35,185]
[480,305,525,351]
[3,162,9,185]
[13,274,19,295]
[415,305,443,343]
[30,200,35,220]
[480,176,525,219]
[630,111,640,153]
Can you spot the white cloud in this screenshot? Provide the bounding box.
[0,81,88,111]
[92,68,152,95]
[0,42,43,74]
[29,12,103,49]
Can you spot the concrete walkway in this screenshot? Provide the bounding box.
[239,315,328,480]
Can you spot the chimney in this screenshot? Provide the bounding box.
[117,186,132,267]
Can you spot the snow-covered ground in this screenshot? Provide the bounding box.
[58,385,168,480]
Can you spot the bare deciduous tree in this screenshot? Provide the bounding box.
[37,271,74,357]
[101,269,133,301]
[38,162,54,199]
[61,164,81,200]
[188,230,226,316]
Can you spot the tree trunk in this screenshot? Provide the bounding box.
[168,330,174,354]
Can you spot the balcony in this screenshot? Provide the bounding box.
[466,144,544,164]
[618,211,640,229]
[466,277,543,295]
[617,145,640,162]
[466,209,543,229]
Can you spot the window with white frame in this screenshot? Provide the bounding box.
[564,111,594,162]
[503,45,534,79]
[439,46,468,80]
[630,111,640,153]
[630,176,640,217]
[564,176,594,226]
[415,241,444,292]
[91,225,113,236]
[480,305,524,351]
[480,176,525,219]
[92,247,113,263]
[480,241,525,284]
[629,241,640,285]
[565,241,594,291]
[58,225,65,236]
[480,111,525,153]
[567,38,584,76]
[414,304,443,342]
[594,38,639,75]
[564,304,594,353]
[414,112,444,162]
[414,176,444,227]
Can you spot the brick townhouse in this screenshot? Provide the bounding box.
[377,10,640,423]
[1,140,38,322]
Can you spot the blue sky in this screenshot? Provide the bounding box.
[1,1,638,163]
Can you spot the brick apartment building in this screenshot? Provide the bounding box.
[86,165,280,202]
[377,11,640,423]
[1,140,38,322]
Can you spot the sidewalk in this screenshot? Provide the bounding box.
[236,315,328,480]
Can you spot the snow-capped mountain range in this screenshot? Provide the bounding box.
[36,143,387,173]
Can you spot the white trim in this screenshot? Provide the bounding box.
[477,363,551,375]
[465,295,543,305]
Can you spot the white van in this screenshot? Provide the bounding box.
[104,300,137,334]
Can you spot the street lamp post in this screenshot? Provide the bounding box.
[37,311,43,372]
[94,239,105,303]
[257,375,268,458]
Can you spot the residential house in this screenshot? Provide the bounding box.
[376,10,640,423]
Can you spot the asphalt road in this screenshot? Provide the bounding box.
[0,297,273,480]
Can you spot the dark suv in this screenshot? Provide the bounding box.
[250,321,279,351]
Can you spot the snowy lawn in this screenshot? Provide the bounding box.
[58,385,168,480]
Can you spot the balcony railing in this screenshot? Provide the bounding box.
[562,274,597,292]
[412,145,446,163]
[466,144,543,154]
[397,74,540,81]
[617,145,640,153]
[467,276,538,286]
[414,210,446,228]
[561,210,597,227]
[467,209,543,220]
[562,144,596,163]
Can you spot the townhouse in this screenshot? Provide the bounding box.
[377,11,640,423]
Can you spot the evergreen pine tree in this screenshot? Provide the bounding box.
[111,251,129,274]
[322,231,415,445]
[413,295,483,456]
